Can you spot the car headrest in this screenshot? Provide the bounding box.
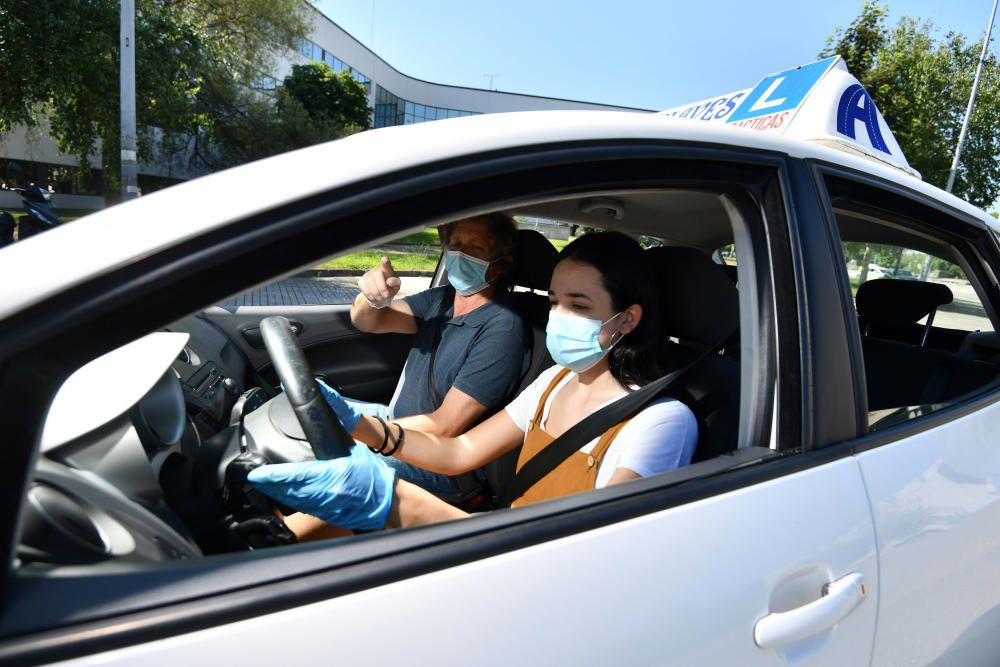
[644,246,739,345]
[511,229,558,291]
[856,278,953,327]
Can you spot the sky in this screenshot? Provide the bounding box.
[314,0,998,111]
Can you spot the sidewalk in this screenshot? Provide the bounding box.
[220,273,432,307]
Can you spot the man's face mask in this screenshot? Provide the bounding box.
[545,310,624,373]
[445,250,496,296]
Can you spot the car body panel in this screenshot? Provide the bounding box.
[1,109,995,322]
[1,67,999,666]
[857,401,1000,664]
[58,460,878,667]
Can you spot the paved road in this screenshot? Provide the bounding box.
[221,276,431,307]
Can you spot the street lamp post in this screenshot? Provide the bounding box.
[120,0,138,202]
[921,0,998,280]
[945,0,999,194]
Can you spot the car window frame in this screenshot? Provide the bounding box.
[0,141,803,663]
[810,162,1000,447]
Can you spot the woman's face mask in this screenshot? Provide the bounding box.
[445,250,495,296]
[545,309,624,373]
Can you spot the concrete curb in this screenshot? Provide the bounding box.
[296,269,436,278]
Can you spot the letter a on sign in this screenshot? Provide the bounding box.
[836,84,890,155]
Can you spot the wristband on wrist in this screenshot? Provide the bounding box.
[370,416,390,454]
[383,422,404,457]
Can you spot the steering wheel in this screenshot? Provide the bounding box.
[259,316,353,460]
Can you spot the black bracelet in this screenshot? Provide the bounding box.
[370,416,390,454]
[383,422,404,457]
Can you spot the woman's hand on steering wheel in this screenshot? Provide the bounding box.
[248,445,398,530]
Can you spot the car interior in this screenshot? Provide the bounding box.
[16,186,779,575]
[834,207,1000,430]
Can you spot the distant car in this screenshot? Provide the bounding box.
[881,267,916,280]
[2,56,1000,666]
[864,265,890,279]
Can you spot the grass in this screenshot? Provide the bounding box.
[1,208,90,223]
[394,228,441,245]
[318,250,440,271]
[318,227,571,272]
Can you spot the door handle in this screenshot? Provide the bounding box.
[754,572,868,649]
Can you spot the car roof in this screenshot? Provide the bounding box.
[1,108,995,321]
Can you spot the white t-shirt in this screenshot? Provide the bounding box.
[504,366,698,488]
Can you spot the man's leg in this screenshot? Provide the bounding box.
[345,398,462,501]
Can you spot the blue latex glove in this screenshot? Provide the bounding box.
[315,378,362,432]
[247,444,397,530]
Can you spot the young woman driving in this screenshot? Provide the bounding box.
[249,232,698,532]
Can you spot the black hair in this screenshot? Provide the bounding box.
[438,212,518,292]
[556,231,662,388]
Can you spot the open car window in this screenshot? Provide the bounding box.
[2,146,806,662]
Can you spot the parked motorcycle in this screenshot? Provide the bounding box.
[13,185,64,240]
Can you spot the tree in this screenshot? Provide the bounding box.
[205,62,371,167]
[281,62,371,131]
[0,0,312,200]
[821,2,1000,209]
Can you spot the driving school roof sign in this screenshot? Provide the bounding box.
[659,56,917,177]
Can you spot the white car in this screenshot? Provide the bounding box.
[1,57,999,666]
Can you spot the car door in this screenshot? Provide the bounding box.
[0,133,879,666]
[818,170,1000,666]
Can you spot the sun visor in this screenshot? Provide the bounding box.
[658,56,918,178]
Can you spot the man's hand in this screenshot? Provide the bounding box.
[358,256,402,309]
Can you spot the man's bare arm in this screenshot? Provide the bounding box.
[392,386,489,436]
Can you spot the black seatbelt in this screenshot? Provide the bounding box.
[422,288,483,500]
[500,334,734,508]
[425,286,455,407]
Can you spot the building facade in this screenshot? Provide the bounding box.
[0,7,649,210]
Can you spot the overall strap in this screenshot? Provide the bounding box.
[530,368,572,429]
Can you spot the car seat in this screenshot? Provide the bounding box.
[856,278,953,347]
[473,229,558,505]
[643,246,741,462]
[855,279,999,413]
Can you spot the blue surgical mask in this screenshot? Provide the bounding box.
[546,310,624,373]
[445,250,494,296]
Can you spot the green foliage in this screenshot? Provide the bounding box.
[319,250,439,271]
[0,0,312,199]
[394,228,442,245]
[281,63,371,131]
[821,2,1000,208]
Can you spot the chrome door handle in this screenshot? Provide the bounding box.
[754,572,868,649]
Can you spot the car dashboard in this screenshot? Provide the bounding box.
[17,315,295,571]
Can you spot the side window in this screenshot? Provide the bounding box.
[842,242,995,335]
[218,227,439,307]
[712,243,740,285]
[830,195,1000,430]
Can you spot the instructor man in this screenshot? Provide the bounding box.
[347,213,529,495]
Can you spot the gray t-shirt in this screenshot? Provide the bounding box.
[389,285,529,419]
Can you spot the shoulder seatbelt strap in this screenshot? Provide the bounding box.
[500,333,735,508]
[425,286,455,407]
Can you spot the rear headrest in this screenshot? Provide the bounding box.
[856,278,953,327]
[644,247,739,345]
[511,229,558,291]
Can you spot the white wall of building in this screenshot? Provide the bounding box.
[302,10,649,115]
[0,6,649,211]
